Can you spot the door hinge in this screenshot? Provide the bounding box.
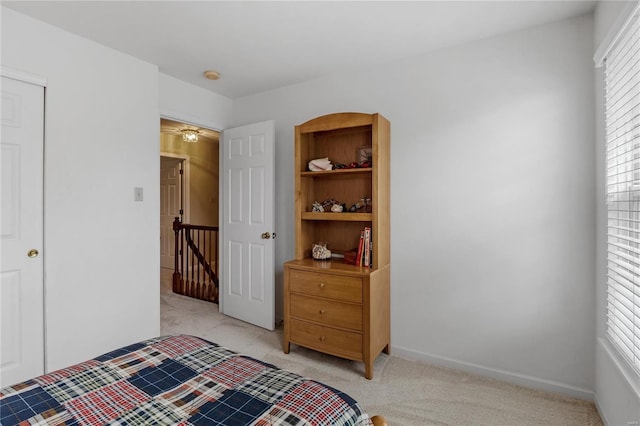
[179,169,184,175]
[179,209,184,215]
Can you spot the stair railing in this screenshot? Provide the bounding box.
[172,217,219,303]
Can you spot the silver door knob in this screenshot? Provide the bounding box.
[261,232,271,239]
[27,249,39,258]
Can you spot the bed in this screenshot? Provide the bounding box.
[0,334,386,426]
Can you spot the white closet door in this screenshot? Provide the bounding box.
[1,75,45,387]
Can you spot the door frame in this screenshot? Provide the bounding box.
[1,66,47,87]
[160,152,190,224]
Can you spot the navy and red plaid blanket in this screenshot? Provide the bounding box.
[0,335,373,425]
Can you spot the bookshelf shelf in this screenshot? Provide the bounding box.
[300,168,372,178]
[301,212,372,221]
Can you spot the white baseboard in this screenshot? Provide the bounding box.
[391,344,594,401]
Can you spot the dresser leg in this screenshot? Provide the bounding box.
[365,360,373,380]
[283,341,290,354]
[383,344,390,355]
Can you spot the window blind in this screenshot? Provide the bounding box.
[606,6,640,373]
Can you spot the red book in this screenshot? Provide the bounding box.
[355,230,364,266]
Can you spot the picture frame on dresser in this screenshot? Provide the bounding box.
[357,145,372,164]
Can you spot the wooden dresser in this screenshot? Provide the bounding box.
[283,259,389,379]
[283,112,390,379]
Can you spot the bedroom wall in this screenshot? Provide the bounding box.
[231,13,596,398]
[1,7,161,371]
[159,73,232,132]
[593,2,640,425]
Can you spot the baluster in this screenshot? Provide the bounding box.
[179,226,183,294]
[196,229,201,298]
[186,229,190,296]
[190,229,196,297]
[203,230,208,300]
[214,230,219,279]
[172,218,179,293]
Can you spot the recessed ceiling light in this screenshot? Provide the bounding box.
[204,70,220,80]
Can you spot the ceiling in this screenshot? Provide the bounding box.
[3,1,597,99]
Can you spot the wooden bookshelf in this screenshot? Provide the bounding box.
[283,112,390,379]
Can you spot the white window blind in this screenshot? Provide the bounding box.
[606,6,640,373]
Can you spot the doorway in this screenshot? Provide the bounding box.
[159,117,276,329]
[159,118,220,292]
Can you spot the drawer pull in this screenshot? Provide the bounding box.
[319,336,326,342]
[319,309,326,315]
[319,283,326,288]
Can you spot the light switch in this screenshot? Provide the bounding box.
[134,187,144,202]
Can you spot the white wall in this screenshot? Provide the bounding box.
[232,14,596,398]
[159,73,232,131]
[1,7,161,370]
[593,2,640,425]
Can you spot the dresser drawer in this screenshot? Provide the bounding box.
[289,318,363,361]
[289,270,362,303]
[290,293,362,330]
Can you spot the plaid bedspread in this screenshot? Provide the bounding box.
[0,335,373,425]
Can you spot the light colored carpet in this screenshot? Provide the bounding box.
[160,270,601,425]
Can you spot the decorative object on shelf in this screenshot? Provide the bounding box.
[364,195,372,213]
[358,146,372,164]
[321,199,337,210]
[308,157,332,171]
[342,161,372,169]
[312,199,345,212]
[343,248,359,265]
[312,242,331,260]
[349,196,368,212]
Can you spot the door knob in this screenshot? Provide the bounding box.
[27,249,39,258]
[261,232,272,239]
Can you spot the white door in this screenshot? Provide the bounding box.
[1,75,45,386]
[221,121,275,330]
[160,156,183,270]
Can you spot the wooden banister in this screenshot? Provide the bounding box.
[172,217,219,303]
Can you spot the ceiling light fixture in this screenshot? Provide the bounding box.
[181,129,200,143]
[204,70,220,80]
